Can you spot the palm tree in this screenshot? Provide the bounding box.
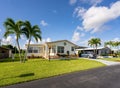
[104,41,114,54]
[22,21,42,60]
[112,41,120,55]
[105,41,113,48]
[88,38,101,55]
[4,18,23,62]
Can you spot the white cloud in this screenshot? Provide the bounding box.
[40,20,48,26]
[112,37,120,41]
[73,7,86,17]
[78,36,96,46]
[21,35,25,40]
[46,38,51,42]
[69,0,77,5]
[2,36,13,45]
[80,0,103,5]
[36,37,52,44]
[74,1,120,33]
[72,31,85,43]
[76,26,84,31]
[26,40,35,44]
[72,25,85,43]
[0,29,1,32]
[72,32,80,42]
[26,37,52,44]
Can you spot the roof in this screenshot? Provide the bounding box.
[76,47,110,51]
[46,40,79,46]
[0,46,11,50]
[25,44,44,46]
[25,40,86,48]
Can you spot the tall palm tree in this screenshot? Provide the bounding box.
[4,18,23,62]
[105,41,113,48]
[112,41,120,55]
[104,41,114,54]
[22,21,42,60]
[88,38,101,55]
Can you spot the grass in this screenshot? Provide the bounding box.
[100,58,120,62]
[0,58,105,87]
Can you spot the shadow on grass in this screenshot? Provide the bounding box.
[19,73,35,77]
[0,73,35,81]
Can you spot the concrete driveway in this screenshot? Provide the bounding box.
[2,65,120,88]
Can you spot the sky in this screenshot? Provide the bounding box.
[0,0,120,49]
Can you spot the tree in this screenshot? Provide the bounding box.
[104,41,113,48]
[112,41,120,56]
[2,44,19,53]
[4,18,23,62]
[22,21,42,60]
[88,38,101,55]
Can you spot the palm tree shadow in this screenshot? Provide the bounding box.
[0,73,35,81]
[18,73,35,77]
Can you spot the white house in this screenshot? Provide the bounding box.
[26,40,79,59]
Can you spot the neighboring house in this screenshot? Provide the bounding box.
[26,40,79,59]
[76,47,111,57]
[0,47,12,59]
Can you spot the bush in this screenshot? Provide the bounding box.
[57,53,68,57]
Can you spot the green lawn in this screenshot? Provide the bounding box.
[0,58,105,87]
[100,58,120,62]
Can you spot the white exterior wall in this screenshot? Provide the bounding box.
[49,41,76,55]
[26,40,77,59]
[27,45,45,57]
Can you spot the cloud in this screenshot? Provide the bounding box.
[46,38,51,42]
[112,37,120,41]
[72,32,80,42]
[74,1,120,33]
[40,20,48,26]
[72,31,85,42]
[80,0,103,5]
[78,36,96,46]
[72,25,85,43]
[73,7,86,17]
[37,37,52,44]
[2,36,13,45]
[69,0,77,5]
[26,37,52,44]
[0,29,1,32]
[21,35,26,40]
[76,26,84,31]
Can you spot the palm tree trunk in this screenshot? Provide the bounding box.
[95,46,97,55]
[93,45,95,54]
[95,45,97,59]
[16,39,22,62]
[24,38,31,62]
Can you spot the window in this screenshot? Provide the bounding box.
[34,50,38,53]
[52,46,56,53]
[57,46,64,53]
[28,47,33,53]
[28,47,41,53]
[71,47,74,51]
[33,47,39,53]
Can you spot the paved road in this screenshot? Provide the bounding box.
[2,65,120,88]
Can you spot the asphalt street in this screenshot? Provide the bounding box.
[2,65,120,88]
